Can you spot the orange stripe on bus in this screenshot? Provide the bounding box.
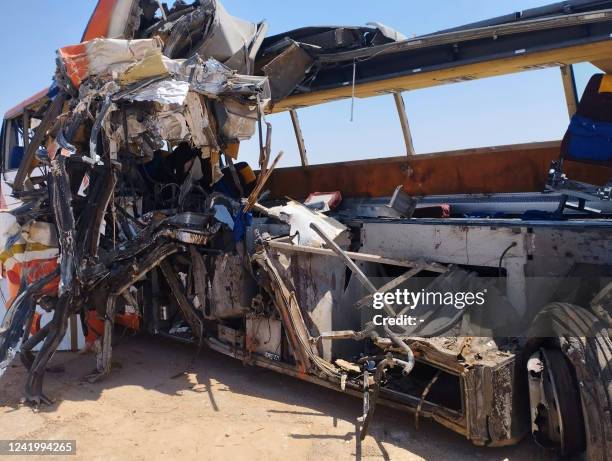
[58,43,89,88]
[82,0,118,41]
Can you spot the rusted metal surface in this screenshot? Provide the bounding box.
[289,109,308,166]
[267,142,612,199]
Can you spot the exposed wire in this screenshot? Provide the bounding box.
[498,242,518,277]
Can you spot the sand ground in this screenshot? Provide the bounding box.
[0,335,549,461]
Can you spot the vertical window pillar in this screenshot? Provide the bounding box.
[393,92,415,156]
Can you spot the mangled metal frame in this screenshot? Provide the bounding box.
[1,1,277,402]
[0,1,611,460]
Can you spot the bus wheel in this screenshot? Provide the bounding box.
[527,347,585,455]
[527,303,612,460]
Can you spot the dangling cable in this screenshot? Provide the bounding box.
[350,58,357,122]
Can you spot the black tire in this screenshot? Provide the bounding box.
[536,348,586,455]
[528,302,612,461]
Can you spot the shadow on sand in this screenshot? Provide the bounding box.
[0,334,549,460]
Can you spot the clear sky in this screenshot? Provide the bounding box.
[0,0,600,168]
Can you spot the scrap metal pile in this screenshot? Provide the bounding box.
[0,0,412,407]
[3,2,612,457]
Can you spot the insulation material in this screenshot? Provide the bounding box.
[103,78,191,159]
[118,50,171,86]
[122,79,190,105]
[366,22,408,42]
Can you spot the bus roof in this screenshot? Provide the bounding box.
[5,0,612,119]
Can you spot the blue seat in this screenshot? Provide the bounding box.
[561,73,612,166]
[8,145,24,170]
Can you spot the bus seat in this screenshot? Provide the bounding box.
[8,145,24,170]
[561,73,612,166]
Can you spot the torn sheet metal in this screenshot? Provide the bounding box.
[102,106,190,162]
[121,79,190,105]
[270,201,347,247]
[366,22,407,42]
[181,57,270,101]
[261,42,314,103]
[195,0,258,72]
[210,250,257,318]
[214,98,258,143]
[184,92,216,149]
[57,38,163,88]
[97,56,269,159]
[0,215,58,285]
[163,0,264,73]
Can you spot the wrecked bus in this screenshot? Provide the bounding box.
[0,0,611,459]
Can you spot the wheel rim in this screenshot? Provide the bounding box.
[527,347,586,455]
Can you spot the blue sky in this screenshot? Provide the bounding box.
[0,1,600,167]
